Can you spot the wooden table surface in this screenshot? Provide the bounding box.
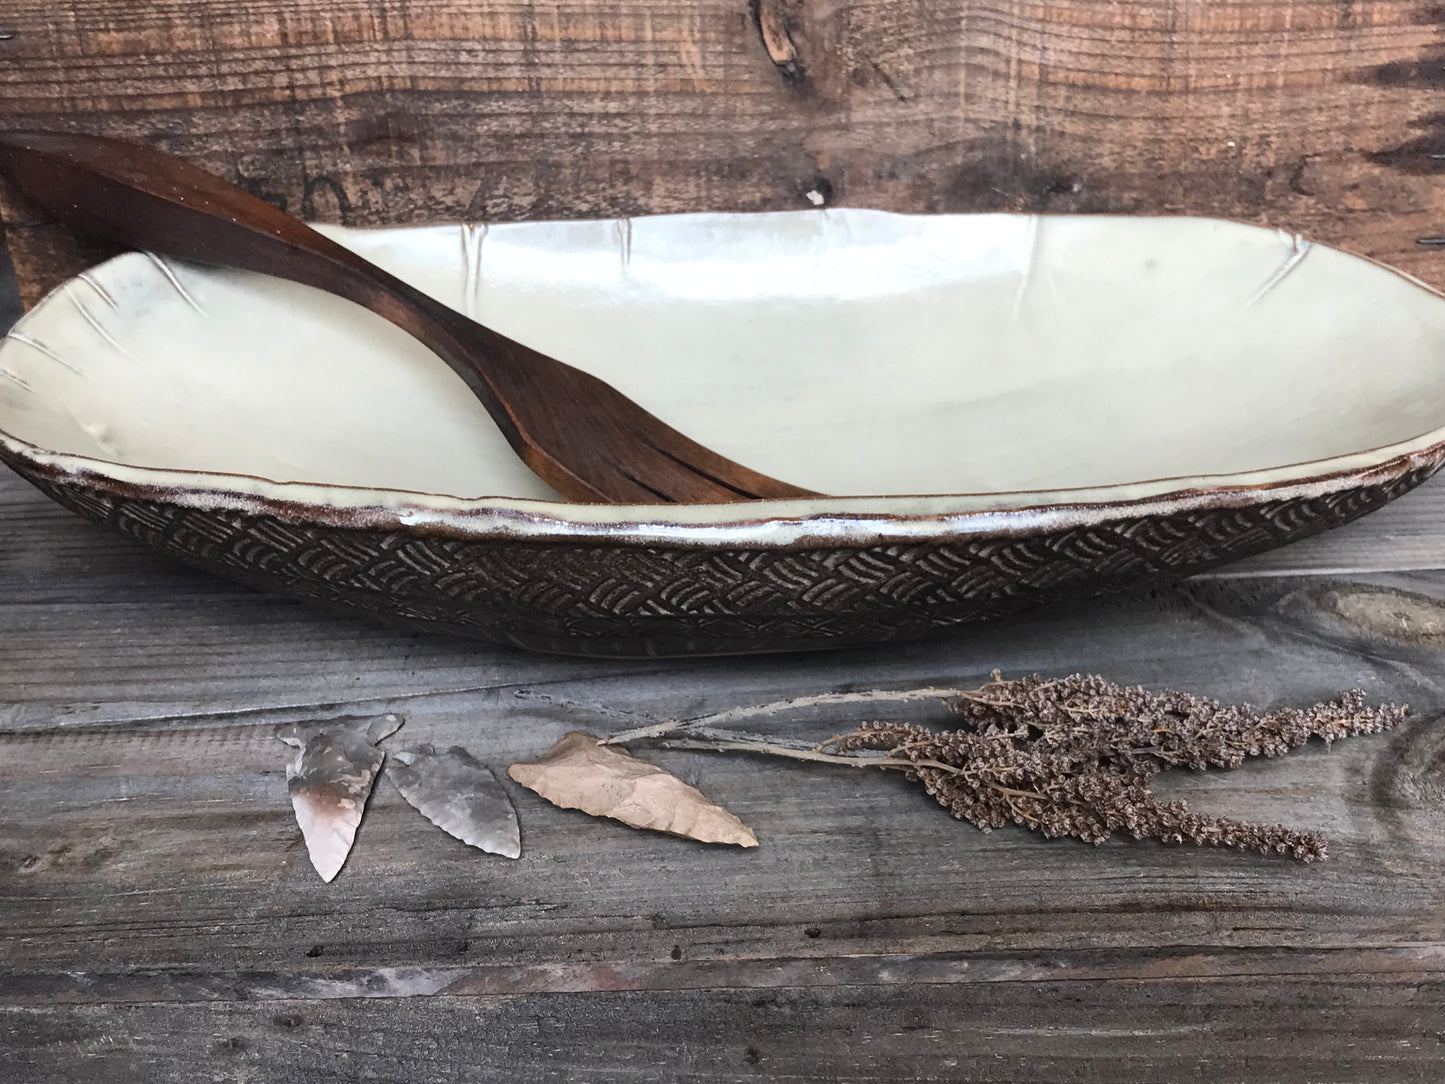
[5,3,1445,1079]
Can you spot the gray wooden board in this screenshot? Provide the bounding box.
[4,379,1445,1076]
[4,980,1445,1083]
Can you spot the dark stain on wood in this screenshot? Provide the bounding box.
[1356,50,1445,90]
[1364,111,1445,173]
[344,113,420,159]
[1355,6,1445,172]
[943,131,1088,213]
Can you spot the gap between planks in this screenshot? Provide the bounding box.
[3,943,1445,1007]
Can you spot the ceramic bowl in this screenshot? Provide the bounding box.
[2,211,1443,656]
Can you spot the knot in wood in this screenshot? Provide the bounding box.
[753,0,807,85]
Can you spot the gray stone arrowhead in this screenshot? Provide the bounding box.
[389,744,521,859]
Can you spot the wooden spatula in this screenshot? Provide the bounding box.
[0,131,818,504]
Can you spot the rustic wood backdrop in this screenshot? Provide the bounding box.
[5,2,1445,1081]
[6,1,1445,304]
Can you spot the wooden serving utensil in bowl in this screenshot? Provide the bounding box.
[0,130,816,504]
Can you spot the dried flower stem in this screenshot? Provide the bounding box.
[618,673,1410,862]
[653,736,947,772]
[603,686,972,745]
[660,735,1064,805]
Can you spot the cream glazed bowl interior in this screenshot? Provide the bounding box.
[2,209,1444,656]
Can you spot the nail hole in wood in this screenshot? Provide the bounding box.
[802,176,834,206]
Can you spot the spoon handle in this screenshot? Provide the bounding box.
[0,130,515,422]
[0,133,414,304]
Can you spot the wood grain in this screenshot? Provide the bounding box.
[5,979,1445,1082]
[4,456,1445,1079]
[5,2,1445,304]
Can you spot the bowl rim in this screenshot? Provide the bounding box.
[5,429,1443,549]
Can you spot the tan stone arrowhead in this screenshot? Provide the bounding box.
[508,731,757,847]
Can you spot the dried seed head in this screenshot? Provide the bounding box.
[823,675,1405,861]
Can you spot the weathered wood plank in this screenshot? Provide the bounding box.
[6,946,1445,1005]
[5,977,1445,1083]
[4,655,1443,975]
[5,1,1445,305]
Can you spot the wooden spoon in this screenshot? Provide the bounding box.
[0,131,817,504]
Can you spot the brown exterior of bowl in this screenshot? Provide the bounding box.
[6,444,1442,657]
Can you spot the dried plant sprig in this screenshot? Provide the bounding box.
[944,673,1405,769]
[620,674,1409,862]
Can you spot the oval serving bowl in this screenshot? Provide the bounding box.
[2,210,1444,657]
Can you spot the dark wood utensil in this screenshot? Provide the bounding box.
[0,130,817,504]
